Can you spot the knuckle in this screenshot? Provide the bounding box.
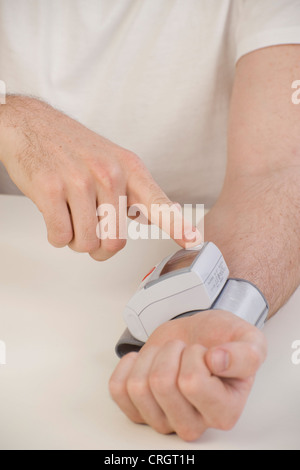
[48,231,73,247]
[89,248,116,262]
[69,224,100,253]
[109,353,138,400]
[87,240,101,253]
[129,414,145,425]
[208,405,241,431]
[121,150,148,177]
[149,372,173,397]
[89,252,106,262]
[120,150,141,167]
[108,377,124,401]
[177,425,203,442]
[168,338,187,351]
[214,414,237,432]
[154,421,172,436]
[108,162,124,185]
[103,238,127,254]
[87,238,101,252]
[178,372,200,397]
[45,213,73,247]
[81,241,100,253]
[40,176,65,200]
[94,163,123,193]
[89,240,126,261]
[126,377,148,400]
[73,175,93,193]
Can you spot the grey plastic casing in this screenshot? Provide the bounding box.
[122,242,229,343]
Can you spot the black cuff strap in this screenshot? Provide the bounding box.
[115,328,144,358]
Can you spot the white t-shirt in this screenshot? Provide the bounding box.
[0,0,300,207]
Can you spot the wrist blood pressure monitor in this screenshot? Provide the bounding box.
[115,242,269,357]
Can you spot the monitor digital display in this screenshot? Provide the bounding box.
[160,250,199,276]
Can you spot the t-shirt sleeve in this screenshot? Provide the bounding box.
[236,0,300,62]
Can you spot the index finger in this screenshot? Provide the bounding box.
[127,164,202,247]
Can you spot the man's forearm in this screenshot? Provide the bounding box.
[204,169,300,318]
[207,45,300,319]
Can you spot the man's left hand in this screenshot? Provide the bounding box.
[109,310,267,441]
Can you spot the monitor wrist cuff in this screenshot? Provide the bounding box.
[115,278,269,358]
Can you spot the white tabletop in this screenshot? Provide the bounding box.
[0,194,299,450]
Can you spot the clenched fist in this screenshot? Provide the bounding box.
[109,310,267,441]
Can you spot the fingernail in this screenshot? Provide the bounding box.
[184,227,202,242]
[211,349,230,374]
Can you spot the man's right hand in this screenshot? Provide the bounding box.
[0,96,201,260]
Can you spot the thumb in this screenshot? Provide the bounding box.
[205,340,267,379]
[128,167,202,247]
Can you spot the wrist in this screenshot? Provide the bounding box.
[0,95,39,166]
[204,172,300,317]
[0,95,21,165]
